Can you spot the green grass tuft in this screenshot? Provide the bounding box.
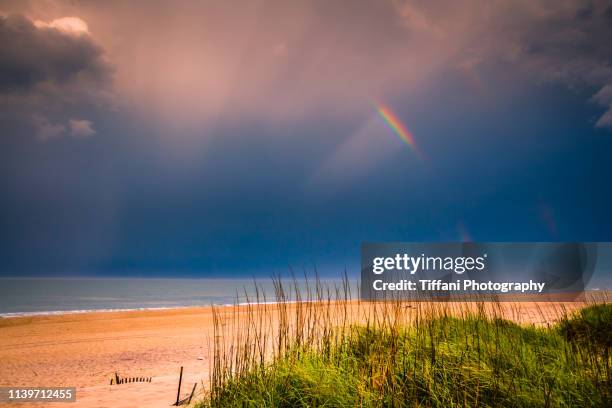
[198,276,610,407]
[558,303,612,350]
[200,315,610,407]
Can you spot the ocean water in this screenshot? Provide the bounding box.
[0,277,348,317]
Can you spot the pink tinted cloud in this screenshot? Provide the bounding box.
[4,0,612,131]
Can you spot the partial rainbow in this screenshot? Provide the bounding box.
[376,103,423,159]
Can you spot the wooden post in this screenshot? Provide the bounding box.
[187,383,197,404]
[115,372,120,384]
[175,366,183,406]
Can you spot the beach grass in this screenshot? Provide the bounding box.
[197,276,610,407]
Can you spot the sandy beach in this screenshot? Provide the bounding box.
[0,301,591,407]
[0,307,214,408]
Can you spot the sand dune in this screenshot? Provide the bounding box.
[0,301,589,407]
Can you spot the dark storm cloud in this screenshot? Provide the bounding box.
[525,3,612,128]
[485,0,612,128]
[392,0,612,129]
[0,13,112,140]
[0,14,110,92]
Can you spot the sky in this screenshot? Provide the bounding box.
[1,0,612,277]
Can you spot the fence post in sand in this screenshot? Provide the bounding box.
[175,366,183,406]
[187,383,197,404]
[115,372,120,384]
